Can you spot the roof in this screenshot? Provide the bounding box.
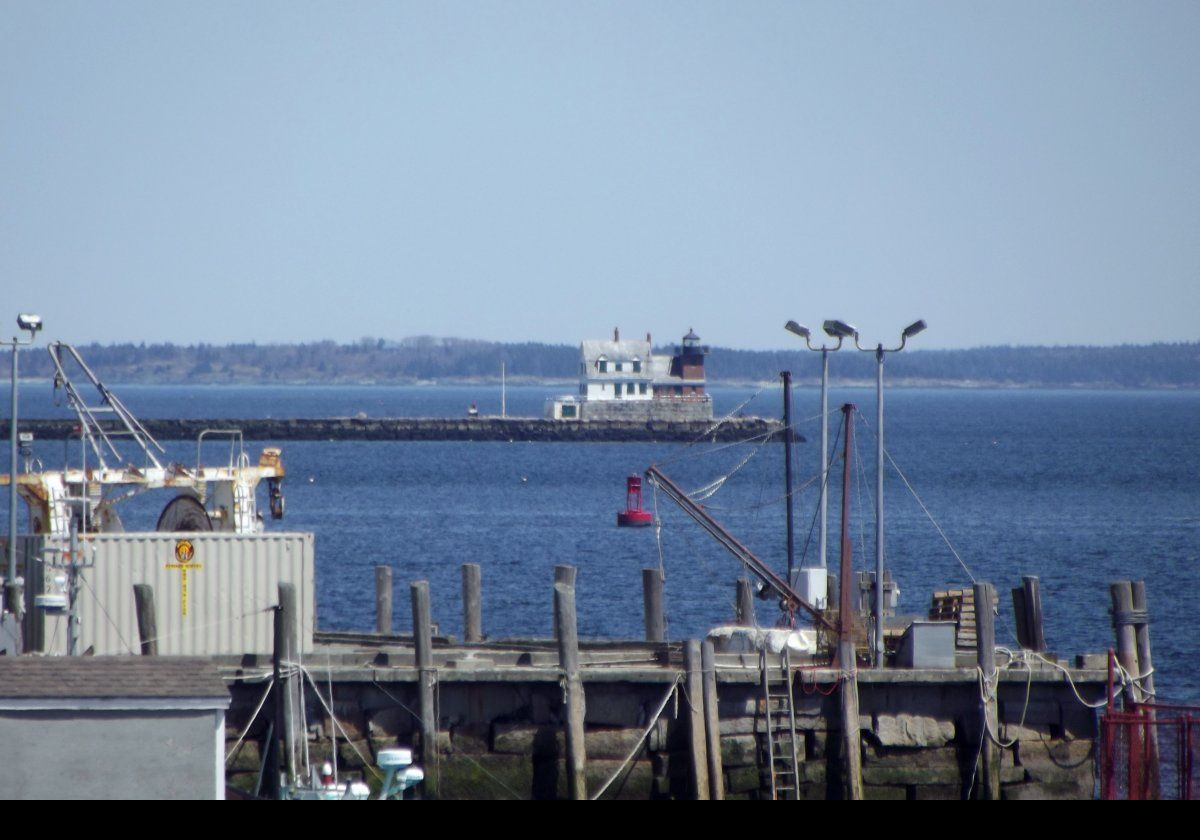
[580,339,651,363]
[0,656,230,702]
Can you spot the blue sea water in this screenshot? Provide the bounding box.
[8,383,1200,702]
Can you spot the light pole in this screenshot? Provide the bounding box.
[6,313,42,639]
[783,320,851,580]
[853,319,926,668]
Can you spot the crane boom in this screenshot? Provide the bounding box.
[644,464,835,632]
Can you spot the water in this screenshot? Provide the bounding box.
[7,383,1200,702]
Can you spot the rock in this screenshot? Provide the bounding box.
[493,722,563,757]
[873,713,955,747]
[720,734,759,767]
[586,728,649,760]
[725,765,763,794]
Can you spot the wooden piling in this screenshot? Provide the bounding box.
[838,639,864,800]
[462,563,483,644]
[1110,581,1142,703]
[554,576,587,800]
[1131,580,1160,796]
[264,598,284,800]
[132,583,158,656]
[684,640,710,800]
[411,580,437,798]
[277,582,298,788]
[553,564,577,638]
[1022,575,1046,652]
[736,578,755,626]
[642,568,665,643]
[1130,581,1156,700]
[974,581,1000,800]
[375,565,393,634]
[701,639,724,800]
[1013,575,1046,651]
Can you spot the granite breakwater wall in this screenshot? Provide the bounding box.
[9,416,786,443]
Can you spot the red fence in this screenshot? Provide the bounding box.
[1101,704,1200,800]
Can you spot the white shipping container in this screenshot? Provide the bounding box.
[37,532,314,656]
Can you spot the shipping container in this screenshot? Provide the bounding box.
[17,532,314,656]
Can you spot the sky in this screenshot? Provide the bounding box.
[1,2,1197,351]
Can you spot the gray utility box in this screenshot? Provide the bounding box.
[897,620,957,669]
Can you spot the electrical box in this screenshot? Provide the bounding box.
[897,620,956,669]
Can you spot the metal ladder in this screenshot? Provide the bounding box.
[761,647,801,800]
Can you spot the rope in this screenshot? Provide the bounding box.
[882,443,977,585]
[77,569,136,655]
[370,678,523,800]
[225,676,276,763]
[701,471,822,513]
[591,677,681,800]
[798,419,843,567]
[296,664,383,782]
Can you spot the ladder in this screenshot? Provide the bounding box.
[761,647,801,800]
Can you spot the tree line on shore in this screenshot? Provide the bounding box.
[15,335,1199,388]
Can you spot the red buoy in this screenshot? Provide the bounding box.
[617,475,653,527]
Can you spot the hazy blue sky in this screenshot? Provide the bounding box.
[2,2,1197,350]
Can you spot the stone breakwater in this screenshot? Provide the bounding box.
[9,416,789,443]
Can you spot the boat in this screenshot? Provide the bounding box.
[616,475,653,527]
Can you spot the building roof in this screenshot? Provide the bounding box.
[0,656,230,701]
[580,339,651,364]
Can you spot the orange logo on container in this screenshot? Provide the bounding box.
[167,539,202,617]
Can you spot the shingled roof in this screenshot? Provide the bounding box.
[0,657,229,701]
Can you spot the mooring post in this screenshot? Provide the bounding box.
[264,599,284,800]
[1130,581,1156,701]
[684,640,711,799]
[462,563,483,643]
[554,575,587,800]
[701,638,724,800]
[1131,580,1160,797]
[375,565,393,635]
[1110,581,1143,703]
[736,578,755,626]
[837,403,864,800]
[974,580,1000,800]
[133,583,158,656]
[553,564,577,638]
[642,568,665,643]
[411,580,437,798]
[277,582,299,789]
[1022,575,1046,651]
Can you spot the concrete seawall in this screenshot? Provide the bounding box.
[8,416,789,443]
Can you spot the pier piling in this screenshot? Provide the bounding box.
[375,565,393,634]
[462,563,483,643]
[411,580,437,798]
[133,583,158,656]
[1110,581,1143,703]
[554,572,587,800]
[701,639,724,800]
[642,568,665,643]
[278,582,299,788]
[684,640,710,800]
[974,580,1000,799]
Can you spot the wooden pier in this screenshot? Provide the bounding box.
[205,565,1117,800]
